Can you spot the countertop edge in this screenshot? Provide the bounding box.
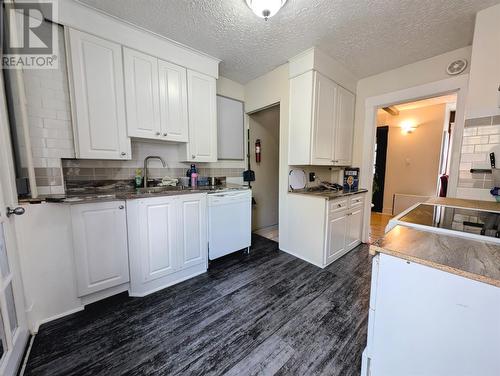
[288,188,368,200]
[369,244,500,288]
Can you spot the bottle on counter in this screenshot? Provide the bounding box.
[187,164,197,187]
[191,172,198,188]
[135,168,143,188]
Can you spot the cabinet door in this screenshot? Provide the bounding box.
[71,201,129,296]
[178,195,207,269]
[325,211,348,264]
[186,70,217,162]
[66,29,131,160]
[311,72,337,165]
[333,86,355,166]
[138,197,177,282]
[123,48,161,139]
[346,208,363,250]
[159,60,189,142]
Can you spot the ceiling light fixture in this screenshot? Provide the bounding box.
[245,0,287,20]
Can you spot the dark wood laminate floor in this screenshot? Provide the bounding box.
[25,235,371,376]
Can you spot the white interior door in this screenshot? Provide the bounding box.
[0,73,29,376]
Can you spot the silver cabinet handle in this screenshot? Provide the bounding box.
[6,206,25,217]
[118,205,125,210]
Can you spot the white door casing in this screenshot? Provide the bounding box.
[0,69,29,376]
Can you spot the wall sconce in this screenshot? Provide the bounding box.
[400,119,418,135]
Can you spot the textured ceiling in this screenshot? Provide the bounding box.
[77,0,500,83]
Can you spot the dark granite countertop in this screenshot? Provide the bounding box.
[26,184,250,205]
[288,188,368,200]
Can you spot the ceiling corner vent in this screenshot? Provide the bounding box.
[446,59,468,76]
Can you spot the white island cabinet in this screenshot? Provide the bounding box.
[70,201,130,297]
[286,192,366,268]
[126,193,208,297]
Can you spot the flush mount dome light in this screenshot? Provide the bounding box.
[245,0,287,20]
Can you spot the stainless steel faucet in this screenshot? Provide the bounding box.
[143,156,167,188]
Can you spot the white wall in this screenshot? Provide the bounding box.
[466,3,500,119]
[353,46,472,175]
[15,203,82,332]
[217,76,245,102]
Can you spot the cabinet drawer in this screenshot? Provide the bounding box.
[329,198,348,213]
[349,195,364,208]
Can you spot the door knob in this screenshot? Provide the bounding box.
[6,206,25,218]
[118,205,125,210]
[121,152,126,156]
[192,155,196,159]
[156,132,161,136]
[163,133,168,136]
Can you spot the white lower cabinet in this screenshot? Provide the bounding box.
[70,201,130,297]
[326,212,347,264]
[324,194,365,265]
[127,193,208,296]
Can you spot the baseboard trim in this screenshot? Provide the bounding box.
[279,248,324,269]
[33,306,84,333]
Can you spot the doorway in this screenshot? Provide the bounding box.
[369,94,458,240]
[248,105,280,242]
[0,72,30,375]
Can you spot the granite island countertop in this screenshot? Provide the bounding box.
[371,197,500,288]
[289,188,368,200]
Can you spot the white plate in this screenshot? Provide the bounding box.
[289,169,306,190]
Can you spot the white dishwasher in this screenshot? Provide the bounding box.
[208,189,252,260]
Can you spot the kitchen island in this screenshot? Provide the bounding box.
[362,197,500,376]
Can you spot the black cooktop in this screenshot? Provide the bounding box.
[399,204,500,238]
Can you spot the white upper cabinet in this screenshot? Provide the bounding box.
[334,86,355,166]
[288,70,355,166]
[184,70,217,162]
[66,28,131,160]
[123,48,161,139]
[124,47,189,142]
[312,73,337,165]
[158,60,189,142]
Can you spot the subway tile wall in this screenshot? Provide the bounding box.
[458,116,500,189]
[12,25,73,195]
